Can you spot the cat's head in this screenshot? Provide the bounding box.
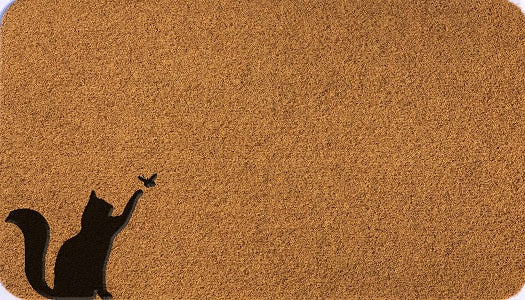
[88,190,113,211]
[81,190,114,227]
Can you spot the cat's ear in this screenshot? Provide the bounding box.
[90,190,97,198]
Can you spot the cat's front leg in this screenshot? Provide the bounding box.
[97,289,113,300]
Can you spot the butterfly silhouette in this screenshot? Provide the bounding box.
[138,173,157,188]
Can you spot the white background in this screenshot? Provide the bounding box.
[0,0,524,299]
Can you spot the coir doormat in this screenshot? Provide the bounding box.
[1,0,525,299]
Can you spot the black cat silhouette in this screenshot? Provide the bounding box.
[5,189,144,299]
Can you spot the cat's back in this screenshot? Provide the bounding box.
[54,232,110,281]
[53,233,102,297]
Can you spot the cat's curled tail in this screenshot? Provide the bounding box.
[5,209,54,299]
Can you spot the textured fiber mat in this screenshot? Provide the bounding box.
[1,0,525,299]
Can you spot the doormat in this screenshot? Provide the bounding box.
[1,0,525,299]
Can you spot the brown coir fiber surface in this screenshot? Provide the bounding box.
[1,0,525,299]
